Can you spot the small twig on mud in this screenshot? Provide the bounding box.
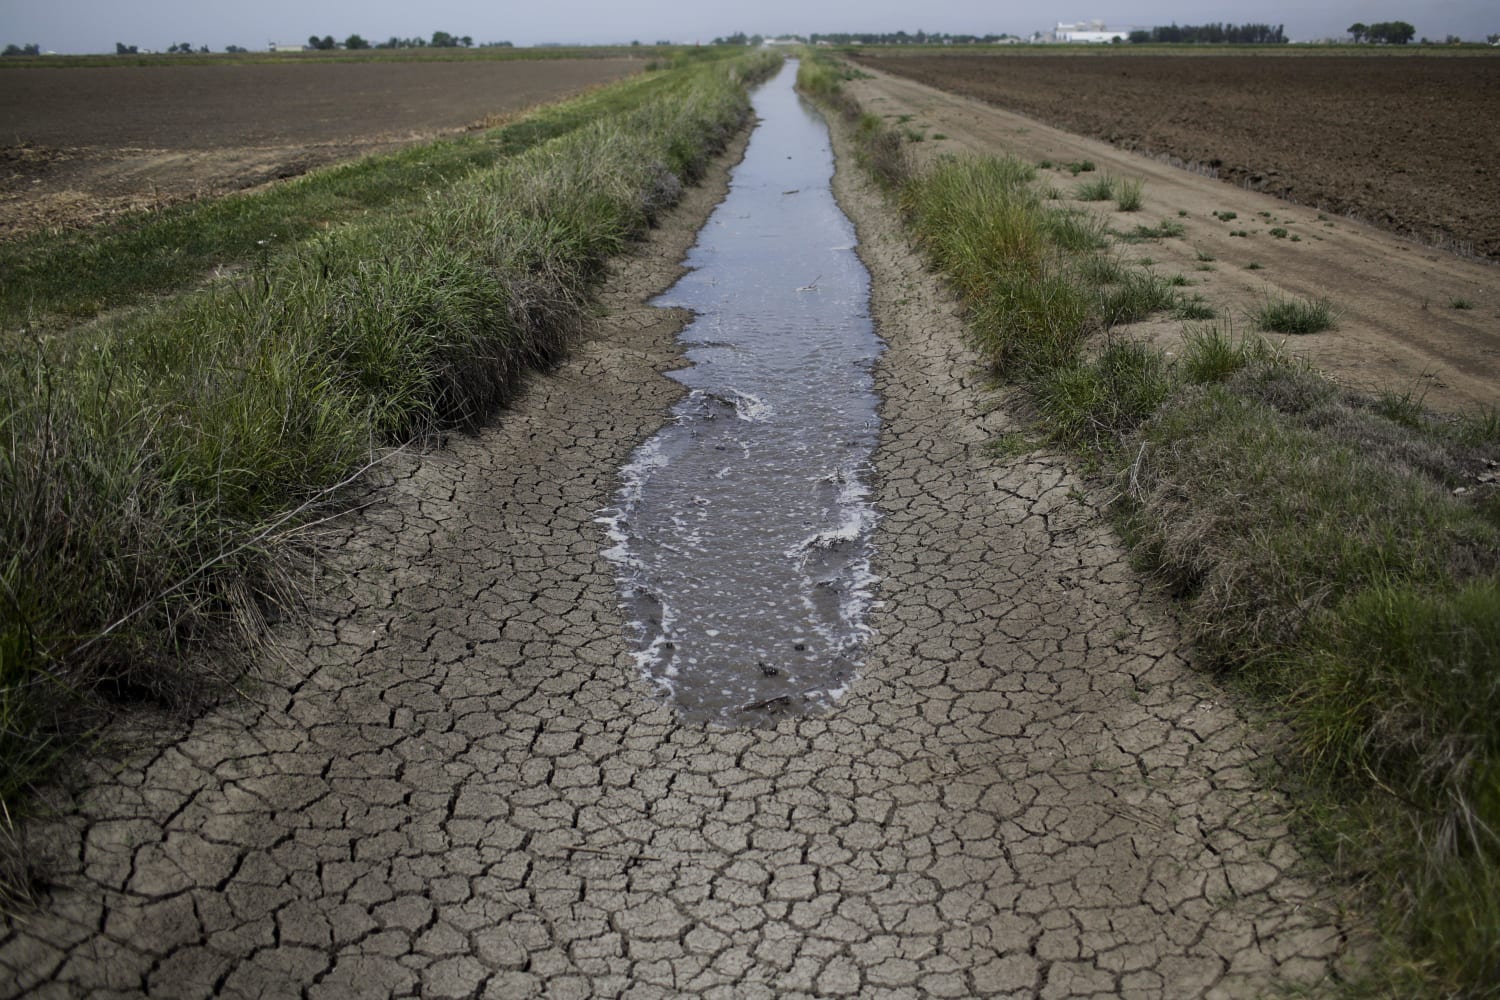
[562,843,662,862]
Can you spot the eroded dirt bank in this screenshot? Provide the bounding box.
[1,105,1353,997]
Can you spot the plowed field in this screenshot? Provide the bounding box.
[850,51,1500,259]
[0,58,638,236]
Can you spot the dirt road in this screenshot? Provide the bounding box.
[851,66,1500,413]
[1,104,1353,997]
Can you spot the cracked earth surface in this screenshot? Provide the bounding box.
[2,102,1354,997]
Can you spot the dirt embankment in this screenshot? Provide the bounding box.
[0,58,639,237]
[852,51,1500,260]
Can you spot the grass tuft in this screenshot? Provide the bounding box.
[1253,294,1337,334]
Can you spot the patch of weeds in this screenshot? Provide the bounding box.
[1098,270,1178,326]
[903,127,925,143]
[931,133,948,141]
[1167,274,1191,287]
[1246,261,1264,270]
[1037,159,1054,170]
[1077,253,1126,286]
[1212,210,1238,221]
[1269,227,1289,238]
[1128,220,1186,241]
[1196,249,1216,262]
[1178,322,1283,383]
[1195,263,1216,272]
[1075,175,1116,202]
[1065,160,1097,175]
[1373,388,1429,430]
[1252,294,1337,334]
[1115,178,1144,212]
[1449,297,1475,310]
[1033,338,1175,450]
[1173,296,1217,321]
[1231,229,1250,238]
[1290,235,1301,242]
[1177,209,1188,217]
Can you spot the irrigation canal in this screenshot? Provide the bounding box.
[602,60,883,724]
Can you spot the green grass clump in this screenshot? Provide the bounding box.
[1178,323,1282,383]
[1115,177,1144,211]
[1033,339,1174,451]
[1097,270,1178,326]
[1253,294,1338,334]
[1075,175,1117,201]
[0,50,779,811]
[1127,220,1186,241]
[901,155,1097,372]
[1065,160,1096,175]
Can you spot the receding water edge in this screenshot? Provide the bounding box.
[598,60,885,725]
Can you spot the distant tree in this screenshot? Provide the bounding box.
[307,34,336,50]
[1367,21,1416,44]
[166,42,194,53]
[480,40,514,47]
[2,43,40,56]
[1488,33,1499,44]
[115,42,138,54]
[1445,34,1463,44]
[344,34,369,50]
[1348,22,1367,42]
[1128,29,1151,44]
[460,35,473,47]
[430,31,459,47]
[225,44,247,53]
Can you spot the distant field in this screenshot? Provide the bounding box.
[0,57,641,235]
[852,50,1500,258]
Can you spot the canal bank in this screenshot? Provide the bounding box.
[0,63,1354,997]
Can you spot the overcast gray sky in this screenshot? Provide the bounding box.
[1,0,1493,52]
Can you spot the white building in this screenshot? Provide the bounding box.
[1054,20,1127,43]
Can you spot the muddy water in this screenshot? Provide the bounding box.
[601,61,882,724]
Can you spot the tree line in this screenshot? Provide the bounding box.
[1347,21,1417,44]
[1128,23,1286,44]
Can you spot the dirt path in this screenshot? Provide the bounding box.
[850,67,1500,413]
[2,108,1353,997]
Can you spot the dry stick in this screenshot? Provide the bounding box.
[65,448,402,663]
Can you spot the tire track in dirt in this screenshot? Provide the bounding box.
[1,104,1355,997]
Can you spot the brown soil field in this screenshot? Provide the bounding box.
[850,51,1500,260]
[0,58,639,236]
[844,65,1500,413]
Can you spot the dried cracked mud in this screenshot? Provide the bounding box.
[2,105,1355,998]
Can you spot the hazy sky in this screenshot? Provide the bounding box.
[1,0,1494,52]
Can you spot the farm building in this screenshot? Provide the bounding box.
[1053,20,1128,43]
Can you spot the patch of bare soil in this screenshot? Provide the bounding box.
[0,59,639,237]
[848,66,1500,413]
[852,51,1500,261]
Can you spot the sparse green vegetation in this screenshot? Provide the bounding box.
[1269,226,1289,238]
[1127,220,1186,241]
[1253,294,1338,334]
[1065,159,1096,175]
[1115,177,1144,212]
[1450,297,1475,310]
[1075,175,1117,201]
[1213,209,1238,221]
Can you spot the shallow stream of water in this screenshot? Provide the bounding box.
[600,61,883,725]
